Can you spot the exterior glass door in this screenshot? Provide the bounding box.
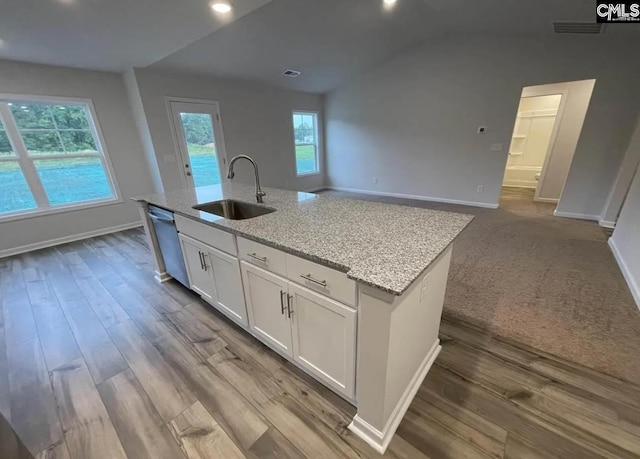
[169,101,226,188]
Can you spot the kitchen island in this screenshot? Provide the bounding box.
[133,183,473,454]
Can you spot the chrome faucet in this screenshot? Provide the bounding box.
[227,155,267,203]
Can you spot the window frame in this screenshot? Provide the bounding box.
[292,110,321,177]
[0,94,122,223]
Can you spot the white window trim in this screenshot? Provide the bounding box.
[292,110,322,177]
[0,94,122,223]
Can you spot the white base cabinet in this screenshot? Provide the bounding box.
[241,261,356,399]
[241,262,293,356]
[289,282,356,398]
[179,233,248,327]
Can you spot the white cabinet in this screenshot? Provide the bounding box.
[179,233,215,303]
[289,282,356,398]
[207,247,248,326]
[179,233,248,327]
[241,261,293,356]
[241,261,356,399]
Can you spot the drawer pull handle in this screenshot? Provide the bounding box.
[300,273,327,287]
[280,290,286,315]
[198,251,205,270]
[247,253,268,263]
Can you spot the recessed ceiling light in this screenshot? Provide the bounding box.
[383,0,397,4]
[211,2,232,13]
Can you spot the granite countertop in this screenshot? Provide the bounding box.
[132,183,474,296]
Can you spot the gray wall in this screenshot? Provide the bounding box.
[0,60,154,255]
[600,115,640,226]
[325,35,640,214]
[610,167,640,308]
[130,68,325,193]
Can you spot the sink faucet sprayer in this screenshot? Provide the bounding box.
[227,155,266,203]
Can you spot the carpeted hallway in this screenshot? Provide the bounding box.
[321,187,640,384]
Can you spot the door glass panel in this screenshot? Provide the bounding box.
[34,157,113,205]
[179,112,221,187]
[0,161,37,213]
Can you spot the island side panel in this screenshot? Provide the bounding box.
[350,245,452,454]
[135,202,171,283]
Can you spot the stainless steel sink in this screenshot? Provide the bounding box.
[193,200,275,220]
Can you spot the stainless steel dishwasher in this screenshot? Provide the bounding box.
[146,205,189,288]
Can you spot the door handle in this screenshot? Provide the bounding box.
[280,290,286,315]
[287,294,293,318]
[186,171,192,176]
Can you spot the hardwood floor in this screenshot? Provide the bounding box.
[1,228,640,458]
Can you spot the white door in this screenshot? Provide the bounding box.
[169,100,227,188]
[207,246,248,327]
[179,234,216,303]
[240,261,293,357]
[288,282,356,398]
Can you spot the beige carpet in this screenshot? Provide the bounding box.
[321,187,640,384]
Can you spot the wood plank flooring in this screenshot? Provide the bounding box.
[1,228,640,458]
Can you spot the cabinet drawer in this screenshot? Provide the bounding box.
[175,214,237,256]
[237,237,287,277]
[285,254,356,307]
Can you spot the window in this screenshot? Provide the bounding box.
[0,97,118,219]
[292,111,320,175]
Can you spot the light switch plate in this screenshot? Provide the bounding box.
[491,143,503,151]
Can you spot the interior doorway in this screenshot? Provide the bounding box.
[500,79,595,207]
[503,94,563,199]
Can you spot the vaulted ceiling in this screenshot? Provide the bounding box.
[1,0,638,93]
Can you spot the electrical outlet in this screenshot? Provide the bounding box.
[477,185,484,193]
[373,177,378,184]
[491,143,503,151]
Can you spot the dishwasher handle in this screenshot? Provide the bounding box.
[147,206,174,223]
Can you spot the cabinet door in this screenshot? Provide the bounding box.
[179,234,215,303]
[288,282,356,399]
[207,246,248,327]
[240,261,293,357]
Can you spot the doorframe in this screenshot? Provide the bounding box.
[165,96,229,188]
[531,90,568,203]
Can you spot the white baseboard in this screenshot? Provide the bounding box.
[553,210,600,221]
[608,238,640,310]
[348,340,442,454]
[534,197,559,204]
[0,221,143,259]
[154,271,172,283]
[599,219,616,229]
[325,186,498,209]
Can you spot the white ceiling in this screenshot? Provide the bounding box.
[1,0,638,93]
[0,0,271,70]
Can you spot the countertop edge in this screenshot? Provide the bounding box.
[134,197,473,296]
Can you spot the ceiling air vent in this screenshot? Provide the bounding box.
[553,22,605,34]
[283,69,301,77]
